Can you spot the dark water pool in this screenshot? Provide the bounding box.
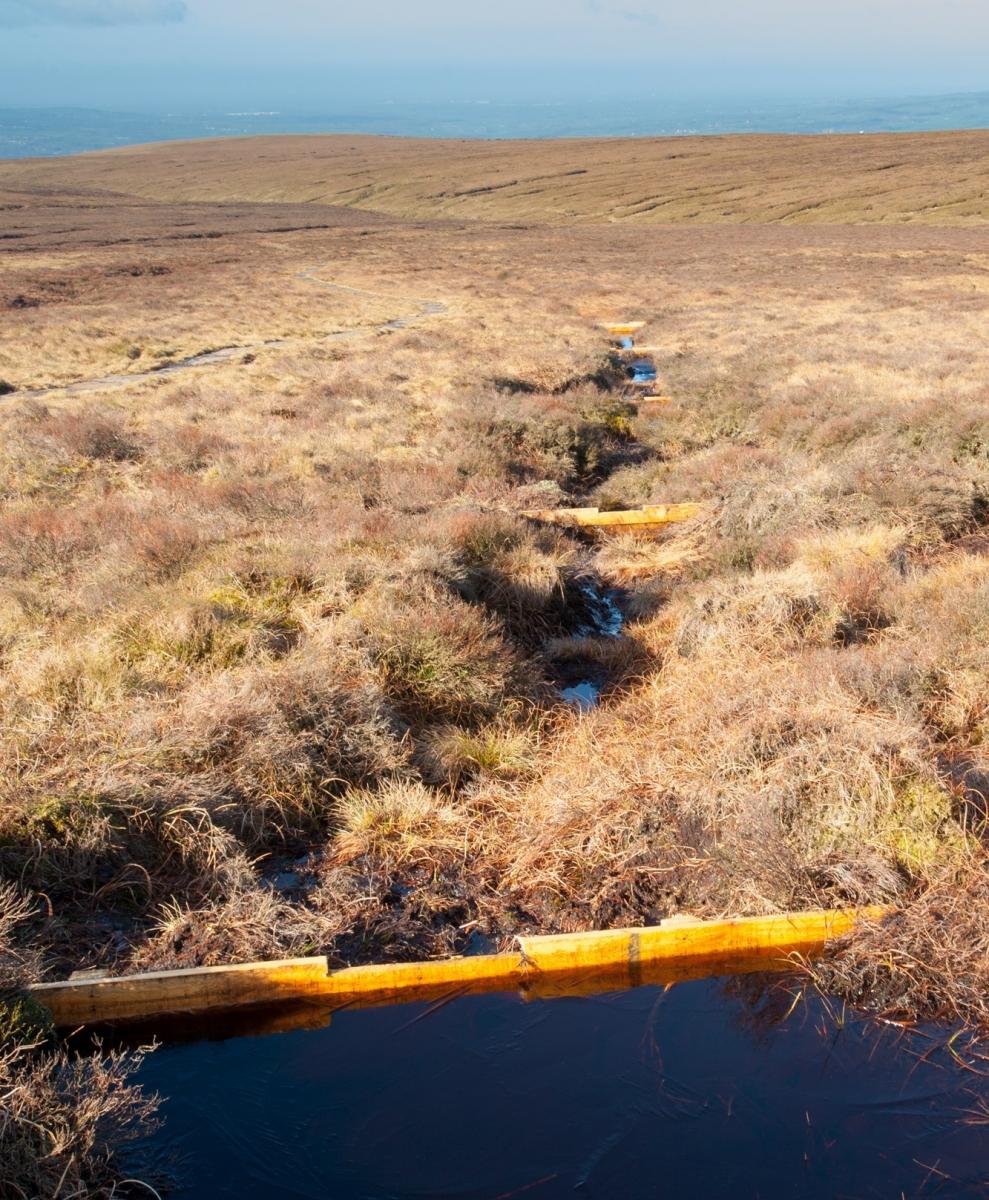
[555,582,624,711]
[124,973,989,1199]
[627,359,657,384]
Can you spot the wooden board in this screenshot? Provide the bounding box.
[30,907,888,1027]
[603,322,646,335]
[523,503,701,528]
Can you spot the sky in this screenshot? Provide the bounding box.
[1,0,987,109]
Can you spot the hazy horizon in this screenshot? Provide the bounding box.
[3,2,989,157]
[1,0,987,110]
[5,88,989,160]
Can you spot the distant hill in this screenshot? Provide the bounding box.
[3,130,989,225]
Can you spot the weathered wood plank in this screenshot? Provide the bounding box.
[522,503,701,528]
[30,908,888,1026]
[602,322,646,335]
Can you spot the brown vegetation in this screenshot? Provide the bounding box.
[5,129,989,224]
[1,885,160,1198]
[3,132,989,1105]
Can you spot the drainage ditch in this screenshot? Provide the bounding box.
[551,577,625,711]
[548,327,655,711]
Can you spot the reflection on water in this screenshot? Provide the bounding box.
[123,973,989,1199]
[556,582,625,711]
[560,679,602,710]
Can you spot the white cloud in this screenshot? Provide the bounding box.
[0,0,187,25]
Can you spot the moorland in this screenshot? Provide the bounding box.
[4,129,989,1192]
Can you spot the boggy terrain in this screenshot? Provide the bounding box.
[5,132,989,1191]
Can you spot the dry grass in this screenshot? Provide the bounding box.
[811,856,989,1025]
[6,130,989,225]
[1,885,160,1198]
[3,138,989,1042]
[0,1044,160,1200]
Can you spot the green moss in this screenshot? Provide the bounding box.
[209,572,311,630]
[581,398,637,439]
[877,777,971,874]
[0,990,53,1047]
[24,794,111,841]
[119,575,314,673]
[795,773,969,880]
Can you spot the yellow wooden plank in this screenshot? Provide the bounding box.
[29,907,888,1027]
[519,908,884,974]
[523,503,701,528]
[31,957,334,1027]
[603,322,646,335]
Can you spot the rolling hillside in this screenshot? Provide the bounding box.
[3,129,989,225]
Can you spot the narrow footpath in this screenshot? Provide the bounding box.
[6,269,449,401]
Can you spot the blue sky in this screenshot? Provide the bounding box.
[1,0,987,108]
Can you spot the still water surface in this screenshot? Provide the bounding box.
[128,973,989,1199]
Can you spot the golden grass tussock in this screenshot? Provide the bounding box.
[418,723,539,788]
[334,780,465,871]
[595,529,705,584]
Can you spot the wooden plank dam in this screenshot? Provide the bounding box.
[523,503,701,528]
[30,907,889,1027]
[602,322,646,335]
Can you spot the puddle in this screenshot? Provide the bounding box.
[627,357,657,384]
[573,579,624,638]
[119,973,989,1199]
[560,678,604,710]
[553,578,624,711]
[260,850,322,898]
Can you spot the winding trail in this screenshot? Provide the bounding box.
[8,269,449,401]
